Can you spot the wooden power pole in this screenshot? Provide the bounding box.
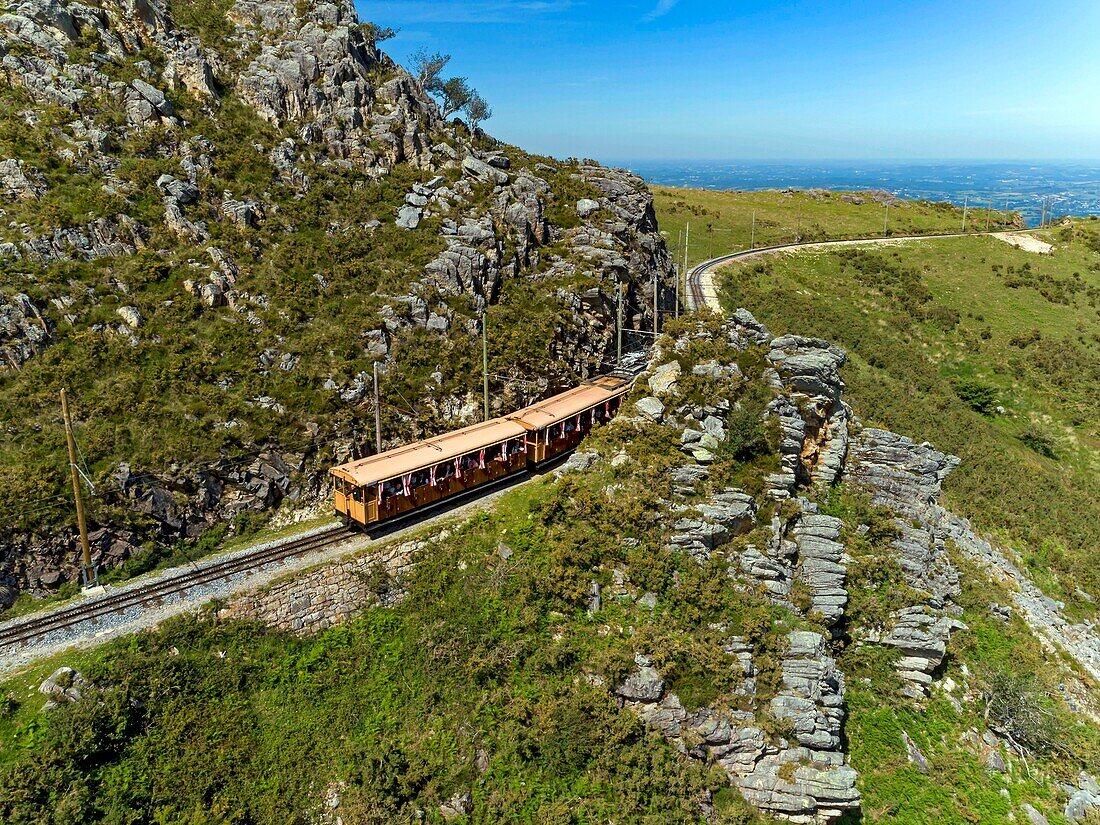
[683,222,690,311]
[652,266,658,336]
[60,389,96,589]
[373,362,382,454]
[482,311,490,422]
[616,281,624,365]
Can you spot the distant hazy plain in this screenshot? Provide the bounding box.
[617,160,1100,227]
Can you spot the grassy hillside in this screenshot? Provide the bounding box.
[712,229,1100,610]
[652,186,1020,270]
[2,324,1096,824]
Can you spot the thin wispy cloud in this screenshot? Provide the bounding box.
[359,1,574,24]
[643,0,678,22]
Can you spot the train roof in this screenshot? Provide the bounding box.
[330,375,632,488]
[331,417,528,487]
[507,375,630,429]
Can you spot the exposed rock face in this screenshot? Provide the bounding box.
[765,335,851,495]
[614,631,860,825]
[1,293,52,371]
[0,158,45,199]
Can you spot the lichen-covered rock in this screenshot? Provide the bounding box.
[1,293,52,371]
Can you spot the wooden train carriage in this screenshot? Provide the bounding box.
[509,375,631,464]
[331,418,529,526]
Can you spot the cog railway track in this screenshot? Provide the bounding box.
[0,525,352,652]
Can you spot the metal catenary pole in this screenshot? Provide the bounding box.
[750,210,756,249]
[962,195,968,233]
[61,389,96,589]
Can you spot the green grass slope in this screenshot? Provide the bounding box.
[713,230,1100,608]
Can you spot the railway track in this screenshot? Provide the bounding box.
[0,524,353,652]
[684,230,1005,312]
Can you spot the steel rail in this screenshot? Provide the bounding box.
[0,525,352,650]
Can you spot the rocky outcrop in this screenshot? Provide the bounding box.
[0,292,52,371]
[765,335,851,495]
[613,631,859,825]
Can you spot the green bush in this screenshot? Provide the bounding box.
[952,379,999,415]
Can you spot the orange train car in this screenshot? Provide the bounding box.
[331,375,631,528]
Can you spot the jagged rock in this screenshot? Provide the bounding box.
[116,306,143,328]
[576,198,600,218]
[199,282,225,308]
[440,791,472,820]
[0,157,45,199]
[1,292,52,370]
[39,666,89,705]
[21,215,149,263]
[1023,803,1049,825]
[396,204,422,230]
[462,155,509,185]
[649,361,681,395]
[902,732,930,773]
[670,463,708,495]
[164,197,209,242]
[1066,790,1100,823]
[693,359,742,381]
[221,196,264,228]
[848,428,960,518]
[156,174,199,204]
[731,307,773,345]
[635,396,664,422]
[558,450,598,475]
[128,77,174,122]
[792,514,847,626]
[615,653,665,702]
[880,607,966,698]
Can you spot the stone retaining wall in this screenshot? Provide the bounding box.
[222,530,448,633]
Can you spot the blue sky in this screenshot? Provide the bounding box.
[356,1,1100,162]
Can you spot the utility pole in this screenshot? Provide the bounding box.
[652,266,658,336]
[884,202,890,237]
[482,311,490,422]
[750,210,756,249]
[986,197,993,232]
[961,195,969,233]
[683,222,690,311]
[60,389,96,590]
[674,228,681,319]
[616,281,624,365]
[373,361,382,454]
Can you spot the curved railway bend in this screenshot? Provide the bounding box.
[685,230,1016,312]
